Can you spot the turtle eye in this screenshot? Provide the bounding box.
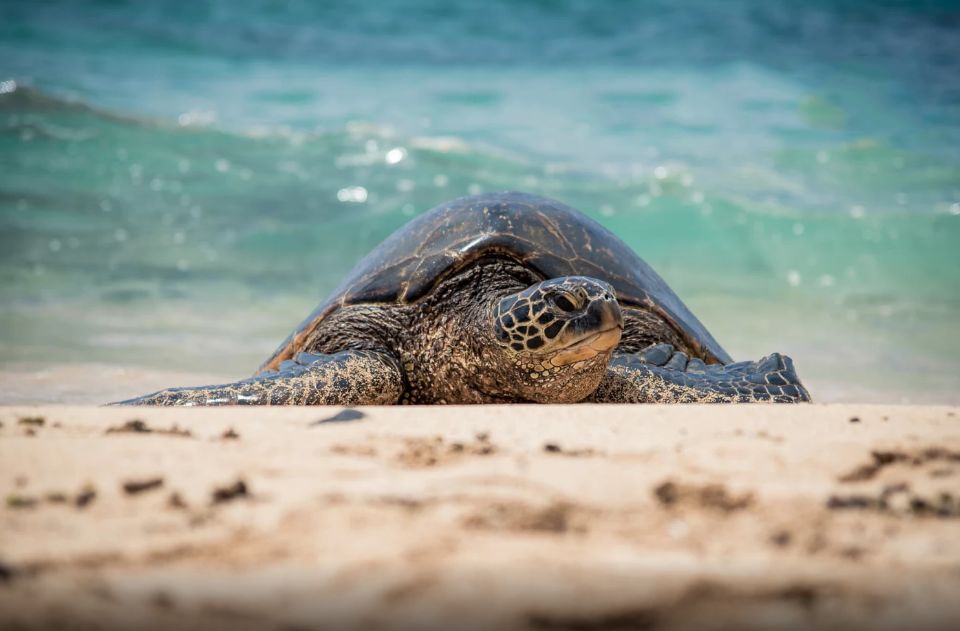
[552,292,580,313]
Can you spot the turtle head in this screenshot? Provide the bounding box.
[490,276,623,403]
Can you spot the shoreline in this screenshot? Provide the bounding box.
[2,403,959,630]
[2,361,958,406]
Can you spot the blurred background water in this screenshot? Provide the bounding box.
[1,0,959,402]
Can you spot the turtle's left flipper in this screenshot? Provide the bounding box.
[110,350,403,406]
[589,350,811,403]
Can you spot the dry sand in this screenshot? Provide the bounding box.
[1,403,959,630]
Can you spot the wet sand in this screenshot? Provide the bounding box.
[1,403,959,630]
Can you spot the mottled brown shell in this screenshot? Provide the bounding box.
[261,192,731,372]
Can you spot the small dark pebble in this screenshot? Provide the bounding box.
[872,450,907,466]
[0,561,14,582]
[476,432,490,442]
[827,494,876,510]
[311,409,365,425]
[18,416,45,427]
[528,609,659,630]
[779,586,819,609]
[105,419,191,437]
[152,591,175,610]
[106,419,150,434]
[75,486,97,508]
[6,495,38,509]
[654,481,679,506]
[841,546,865,561]
[770,530,792,547]
[221,427,240,440]
[123,477,164,495]
[849,416,860,424]
[167,492,188,510]
[541,442,595,457]
[211,479,249,504]
[45,492,68,504]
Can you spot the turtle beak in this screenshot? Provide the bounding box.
[597,297,624,333]
[588,298,624,353]
[551,299,623,366]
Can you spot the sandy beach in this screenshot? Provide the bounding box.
[2,403,959,630]
[5,2,960,630]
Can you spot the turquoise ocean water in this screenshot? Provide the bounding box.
[1,0,959,402]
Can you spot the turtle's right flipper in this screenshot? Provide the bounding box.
[110,350,403,406]
[590,350,811,403]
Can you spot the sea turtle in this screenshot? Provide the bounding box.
[117,192,810,406]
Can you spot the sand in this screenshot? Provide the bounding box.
[1,403,959,630]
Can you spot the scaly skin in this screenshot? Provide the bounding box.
[114,351,403,406]
[590,346,811,403]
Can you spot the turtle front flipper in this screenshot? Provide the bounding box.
[111,350,404,406]
[589,347,811,403]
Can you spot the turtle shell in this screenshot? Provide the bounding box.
[261,192,732,372]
